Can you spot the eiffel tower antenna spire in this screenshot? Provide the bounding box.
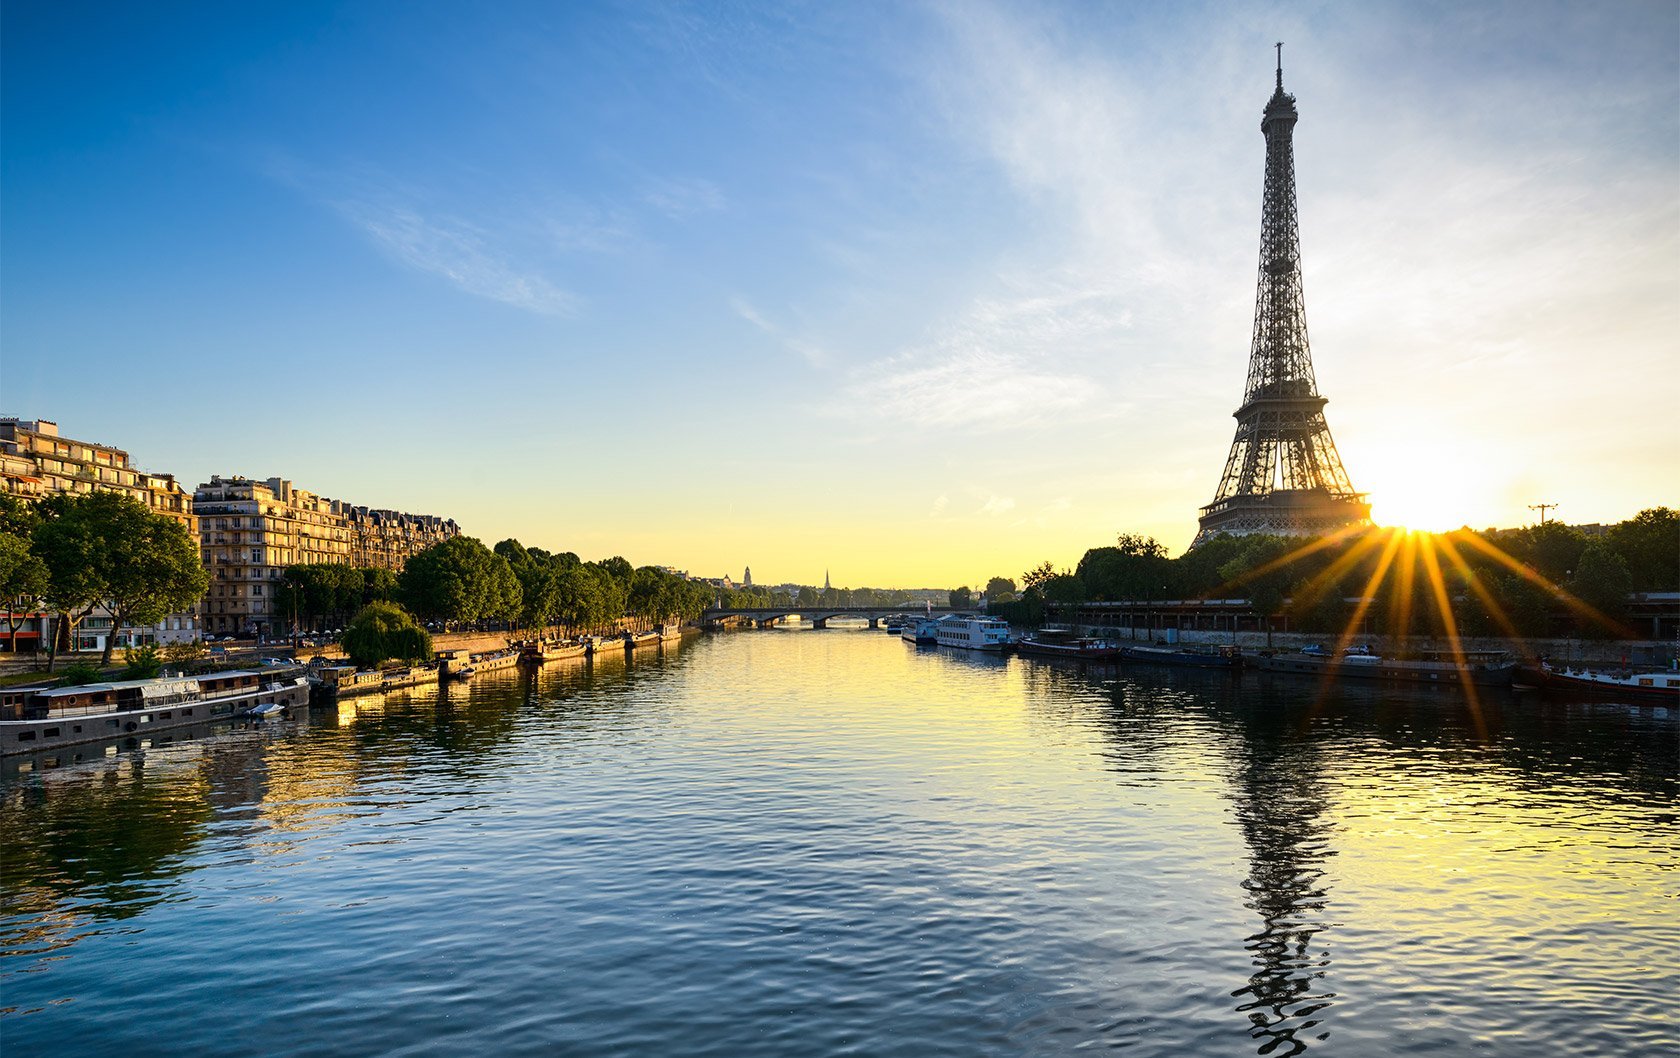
[1195,50,1370,545]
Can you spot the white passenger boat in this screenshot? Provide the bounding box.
[1,670,311,755]
[934,614,1012,652]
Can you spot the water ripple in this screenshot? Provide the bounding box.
[1,634,1676,1056]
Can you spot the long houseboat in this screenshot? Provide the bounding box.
[470,648,522,672]
[1254,647,1515,687]
[313,663,440,698]
[934,615,1012,652]
[1017,628,1121,660]
[520,639,589,665]
[1119,643,1242,669]
[1,670,311,756]
[1526,662,1680,702]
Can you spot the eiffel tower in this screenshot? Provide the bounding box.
[1195,46,1370,545]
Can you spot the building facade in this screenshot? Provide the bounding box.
[0,418,200,651]
[194,475,458,638]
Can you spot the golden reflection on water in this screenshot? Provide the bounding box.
[1,631,1675,1056]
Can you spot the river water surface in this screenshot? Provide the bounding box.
[2,631,1676,1057]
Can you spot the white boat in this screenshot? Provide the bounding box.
[2,670,312,755]
[934,614,1012,652]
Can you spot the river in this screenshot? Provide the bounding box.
[2,631,1675,1056]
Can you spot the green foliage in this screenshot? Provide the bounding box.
[55,662,105,687]
[342,602,434,669]
[0,493,39,537]
[276,563,396,631]
[1077,535,1173,601]
[0,530,49,643]
[982,576,1017,602]
[1501,522,1587,584]
[1570,542,1634,638]
[1020,562,1057,591]
[161,640,208,666]
[123,643,163,679]
[1043,573,1084,606]
[398,536,522,626]
[949,586,973,609]
[31,491,209,666]
[1605,507,1677,592]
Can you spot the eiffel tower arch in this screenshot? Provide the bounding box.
[1195,48,1370,546]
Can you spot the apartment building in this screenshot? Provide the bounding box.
[0,418,194,530]
[0,418,201,651]
[195,475,458,637]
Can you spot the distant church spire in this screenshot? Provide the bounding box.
[824,569,831,591]
[743,565,752,587]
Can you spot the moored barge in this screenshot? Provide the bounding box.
[519,638,589,665]
[1254,647,1515,687]
[1017,628,1121,660]
[1120,643,1242,669]
[1,670,311,756]
[1522,661,1680,702]
[313,663,440,698]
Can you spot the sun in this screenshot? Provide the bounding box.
[1358,442,1484,533]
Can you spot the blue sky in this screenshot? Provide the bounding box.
[4,1,1676,586]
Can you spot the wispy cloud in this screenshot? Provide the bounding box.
[642,175,726,218]
[338,198,581,315]
[731,297,828,366]
[843,280,1125,428]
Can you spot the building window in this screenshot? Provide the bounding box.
[253,584,263,597]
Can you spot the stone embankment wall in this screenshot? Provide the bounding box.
[299,622,687,662]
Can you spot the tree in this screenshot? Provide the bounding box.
[1569,542,1634,638]
[949,586,973,609]
[0,531,49,654]
[486,557,523,626]
[1218,536,1296,646]
[1605,508,1678,592]
[1114,533,1168,559]
[983,576,1017,602]
[1504,522,1587,584]
[400,536,522,626]
[1021,562,1057,592]
[1043,573,1084,607]
[362,567,400,606]
[597,556,633,587]
[123,644,163,680]
[31,493,205,669]
[0,494,38,537]
[101,510,209,665]
[32,496,108,670]
[343,601,434,669]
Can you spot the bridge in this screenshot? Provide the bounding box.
[701,606,962,630]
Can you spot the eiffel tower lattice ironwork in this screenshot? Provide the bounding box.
[1195,46,1370,545]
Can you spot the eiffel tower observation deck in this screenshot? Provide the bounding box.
[1195,47,1370,546]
